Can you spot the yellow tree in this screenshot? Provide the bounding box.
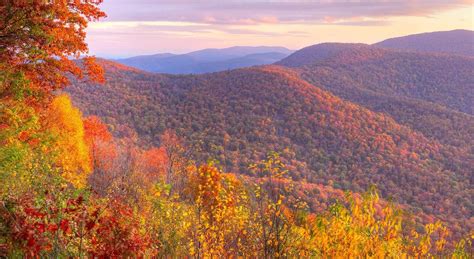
[302,188,450,257]
[148,181,195,257]
[189,164,249,257]
[249,152,298,258]
[42,94,91,188]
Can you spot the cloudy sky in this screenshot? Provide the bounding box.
[86,0,473,58]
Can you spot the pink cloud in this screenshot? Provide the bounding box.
[98,0,471,24]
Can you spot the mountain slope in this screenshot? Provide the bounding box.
[195,52,289,73]
[374,29,474,56]
[116,46,293,74]
[113,53,177,71]
[67,61,472,235]
[276,43,474,154]
[276,43,367,67]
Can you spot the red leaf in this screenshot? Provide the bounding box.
[59,219,70,233]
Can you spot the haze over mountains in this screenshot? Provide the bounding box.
[113,30,473,75]
[115,46,293,74]
[68,30,474,238]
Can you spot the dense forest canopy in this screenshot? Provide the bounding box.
[68,60,473,239]
[278,43,474,115]
[1,0,473,257]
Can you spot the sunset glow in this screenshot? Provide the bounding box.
[86,1,473,57]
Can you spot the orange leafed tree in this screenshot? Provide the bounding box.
[139,147,168,181]
[0,0,106,100]
[84,116,112,145]
[83,116,117,171]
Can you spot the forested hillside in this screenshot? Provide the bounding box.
[67,61,473,236]
[278,43,474,149]
[375,29,474,56]
[278,43,473,114]
[1,0,472,257]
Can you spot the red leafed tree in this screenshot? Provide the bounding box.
[0,0,106,100]
[0,193,102,257]
[89,200,151,257]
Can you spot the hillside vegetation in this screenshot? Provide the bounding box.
[1,1,472,256]
[278,43,474,149]
[67,61,473,236]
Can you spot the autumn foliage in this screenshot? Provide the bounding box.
[42,94,91,188]
[68,61,473,238]
[0,0,472,257]
[0,0,105,100]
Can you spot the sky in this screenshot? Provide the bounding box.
[86,0,474,58]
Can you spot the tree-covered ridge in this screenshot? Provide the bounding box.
[67,62,472,237]
[278,42,474,157]
[115,46,293,74]
[279,43,474,115]
[374,29,474,57]
[1,0,472,257]
[278,44,474,192]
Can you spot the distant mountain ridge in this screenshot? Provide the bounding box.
[374,29,474,56]
[114,30,473,74]
[276,43,371,67]
[115,46,293,74]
